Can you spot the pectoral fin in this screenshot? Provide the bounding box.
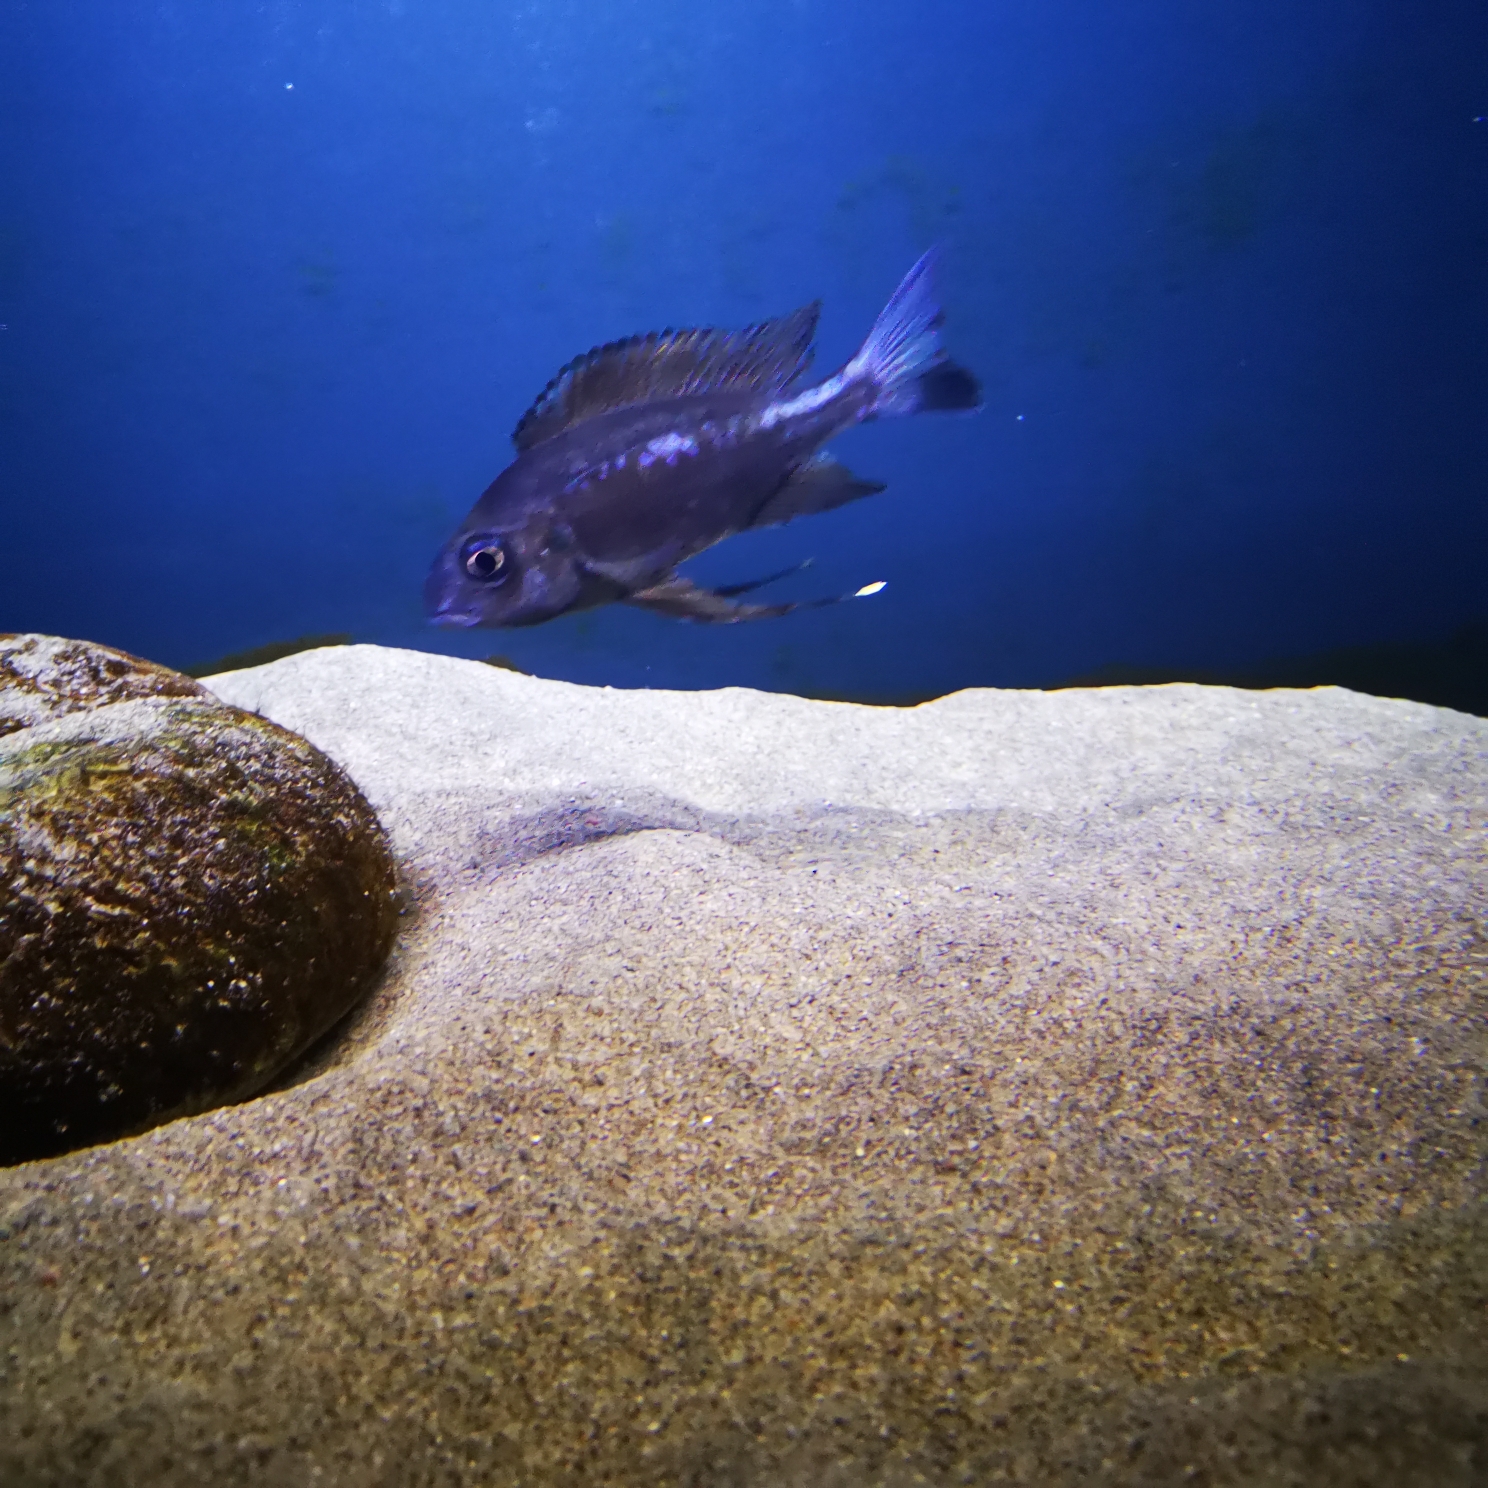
[749,453,886,530]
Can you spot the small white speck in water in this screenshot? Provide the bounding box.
[854,581,886,598]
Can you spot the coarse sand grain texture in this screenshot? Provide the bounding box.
[2,645,1484,1486]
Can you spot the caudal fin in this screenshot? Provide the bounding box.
[849,249,983,417]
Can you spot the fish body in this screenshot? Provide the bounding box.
[425,250,981,627]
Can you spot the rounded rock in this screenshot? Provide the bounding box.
[0,635,398,1164]
[0,631,210,737]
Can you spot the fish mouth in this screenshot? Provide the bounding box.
[426,595,481,628]
[428,608,479,629]
[424,568,482,627]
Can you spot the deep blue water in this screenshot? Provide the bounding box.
[3,1,1485,701]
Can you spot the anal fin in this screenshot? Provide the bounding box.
[750,453,886,530]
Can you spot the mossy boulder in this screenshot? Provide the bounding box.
[0,635,398,1164]
[0,631,209,737]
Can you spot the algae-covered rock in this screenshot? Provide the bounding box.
[0,635,398,1164]
[0,632,209,738]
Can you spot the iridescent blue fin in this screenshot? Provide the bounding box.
[851,249,983,417]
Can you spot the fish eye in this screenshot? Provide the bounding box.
[461,537,512,583]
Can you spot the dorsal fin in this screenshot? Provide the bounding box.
[512,302,820,451]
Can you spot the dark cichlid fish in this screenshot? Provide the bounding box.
[425,250,981,628]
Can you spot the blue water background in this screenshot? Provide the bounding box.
[2,1,1485,699]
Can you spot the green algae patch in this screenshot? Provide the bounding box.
[0,637,398,1164]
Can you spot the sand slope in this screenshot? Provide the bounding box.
[2,646,1484,1486]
